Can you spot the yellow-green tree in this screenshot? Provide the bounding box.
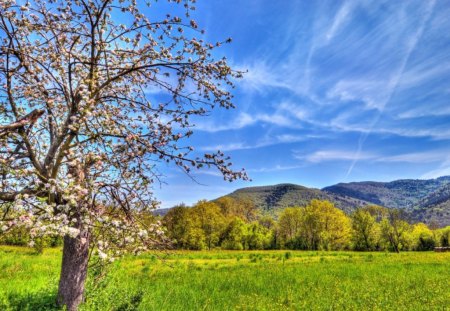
[215,196,259,222]
[221,217,247,250]
[191,201,226,250]
[380,209,411,252]
[277,200,351,250]
[410,223,435,251]
[162,205,205,249]
[435,226,450,247]
[246,222,273,250]
[351,208,380,251]
[277,207,303,249]
[301,200,351,250]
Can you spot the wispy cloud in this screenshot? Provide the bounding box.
[237,62,296,94]
[201,133,310,152]
[421,159,450,179]
[327,79,389,111]
[194,112,287,133]
[376,151,448,163]
[325,1,354,42]
[194,103,305,133]
[344,0,436,177]
[294,150,376,163]
[248,164,306,173]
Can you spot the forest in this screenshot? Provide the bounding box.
[161,198,450,252]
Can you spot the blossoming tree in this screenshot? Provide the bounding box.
[0,0,247,309]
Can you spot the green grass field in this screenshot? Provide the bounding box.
[0,246,449,310]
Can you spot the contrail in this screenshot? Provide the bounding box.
[345,0,436,179]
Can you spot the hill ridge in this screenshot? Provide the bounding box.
[222,176,450,226]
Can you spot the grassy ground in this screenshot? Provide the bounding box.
[0,246,449,310]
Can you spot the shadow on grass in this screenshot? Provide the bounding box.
[1,291,61,311]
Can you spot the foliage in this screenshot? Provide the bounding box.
[435,226,450,247]
[351,207,380,251]
[409,223,435,251]
[379,209,411,252]
[163,198,272,250]
[161,199,448,252]
[277,207,303,249]
[5,198,446,253]
[277,200,351,250]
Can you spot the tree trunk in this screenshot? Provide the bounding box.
[57,229,90,311]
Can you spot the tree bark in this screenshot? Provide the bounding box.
[57,229,90,311]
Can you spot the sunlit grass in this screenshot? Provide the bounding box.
[1,246,449,310]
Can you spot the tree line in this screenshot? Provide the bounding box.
[161,198,450,252]
[2,197,449,252]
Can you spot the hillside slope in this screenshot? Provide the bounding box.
[320,176,450,226]
[323,176,450,209]
[156,176,450,226]
[224,183,369,214]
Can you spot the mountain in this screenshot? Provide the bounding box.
[323,176,450,209]
[322,176,450,226]
[220,177,450,226]
[153,207,172,217]
[155,176,450,226]
[224,183,369,214]
[410,183,450,226]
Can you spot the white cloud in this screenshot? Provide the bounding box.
[327,79,389,110]
[248,164,305,173]
[195,109,300,133]
[376,151,448,163]
[201,133,310,152]
[421,159,450,179]
[294,150,375,163]
[325,1,354,42]
[237,62,296,94]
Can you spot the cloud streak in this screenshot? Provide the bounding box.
[294,150,376,163]
[344,0,437,178]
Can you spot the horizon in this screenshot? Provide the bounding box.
[152,1,450,208]
[156,174,450,209]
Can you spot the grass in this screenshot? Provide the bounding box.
[0,246,449,310]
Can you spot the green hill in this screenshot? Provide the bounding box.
[156,176,450,226]
[220,177,450,226]
[323,176,450,209]
[224,183,369,214]
[321,176,450,226]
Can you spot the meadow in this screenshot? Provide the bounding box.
[0,246,449,311]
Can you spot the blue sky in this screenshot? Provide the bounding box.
[153,0,450,208]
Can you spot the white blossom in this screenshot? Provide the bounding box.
[98,250,107,260]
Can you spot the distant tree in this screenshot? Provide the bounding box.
[162,205,191,248]
[351,208,379,251]
[191,201,226,250]
[300,200,351,250]
[221,217,247,250]
[0,1,246,309]
[236,196,259,222]
[245,221,272,250]
[410,223,435,251]
[215,197,240,217]
[277,207,303,249]
[380,209,411,253]
[258,215,277,248]
[436,226,450,247]
[258,215,276,230]
[277,201,351,250]
[364,205,389,222]
[215,196,259,222]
